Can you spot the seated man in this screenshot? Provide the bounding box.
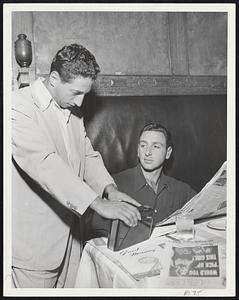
[90,122,196,238]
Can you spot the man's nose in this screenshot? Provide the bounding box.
[145,147,152,156]
[74,95,84,106]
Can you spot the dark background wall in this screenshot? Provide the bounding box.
[81,94,226,192]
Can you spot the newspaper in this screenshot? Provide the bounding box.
[100,238,172,281]
[156,161,227,226]
[98,238,226,288]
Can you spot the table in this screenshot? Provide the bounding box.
[74,217,226,288]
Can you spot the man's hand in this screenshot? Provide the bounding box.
[104,183,141,207]
[90,197,141,227]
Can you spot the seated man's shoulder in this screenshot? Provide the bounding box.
[113,166,137,191]
[113,166,136,181]
[166,174,188,186]
[165,174,196,195]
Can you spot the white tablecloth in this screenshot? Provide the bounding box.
[75,217,226,288]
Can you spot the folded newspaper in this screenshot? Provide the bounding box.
[156,161,227,226]
[99,238,226,288]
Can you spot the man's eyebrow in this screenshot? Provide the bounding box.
[153,141,164,145]
[139,140,164,145]
[71,89,84,94]
[72,87,92,94]
[139,140,147,143]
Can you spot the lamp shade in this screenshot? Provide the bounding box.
[14,34,32,68]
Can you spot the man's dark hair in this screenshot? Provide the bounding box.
[50,44,100,82]
[139,122,173,149]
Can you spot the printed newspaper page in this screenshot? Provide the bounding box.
[156,161,227,226]
[93,237,226,288]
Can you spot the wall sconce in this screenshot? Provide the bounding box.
[14,33,32,88]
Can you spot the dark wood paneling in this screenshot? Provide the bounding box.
[38,74,226,96]
[168,13,189,75]
[12,12,227,95]
[33,12,171,76]
[92,75,226,96]
[187,12,227,75]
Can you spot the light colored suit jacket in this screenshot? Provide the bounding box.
[12,78,114,270]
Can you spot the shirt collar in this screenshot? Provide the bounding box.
[133,164,169,193]
[133,164,147,192]
[51,98,71,123]
[32,77,52,111]
[31,77,71,122]
[156,172,169,193]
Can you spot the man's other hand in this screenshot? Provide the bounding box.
[90,197,141,227]
[104,183,141,207]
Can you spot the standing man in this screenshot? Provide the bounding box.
[12,43,141,288]
[91,122,196,236]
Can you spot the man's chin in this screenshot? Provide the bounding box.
[141,165,155,172]
[140,163,164,172]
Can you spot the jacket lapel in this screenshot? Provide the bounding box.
[30,80,85,176]
[41,107,69,164]
[69,112,85,178]
[30,83,69,165]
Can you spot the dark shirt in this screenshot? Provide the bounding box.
[90,164,196,237]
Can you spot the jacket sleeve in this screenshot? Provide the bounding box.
[83,134,116,197]
[12,92,101,216]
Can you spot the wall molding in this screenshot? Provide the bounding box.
[93,75,226,96]
[38,74,226,96]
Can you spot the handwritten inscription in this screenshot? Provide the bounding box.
[119,243,166,257]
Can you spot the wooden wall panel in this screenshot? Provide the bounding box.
[12,11,227,94]
[33,12,171,76]
[187,12,227,75]
[168,12,189,75]
[91,75,226,96]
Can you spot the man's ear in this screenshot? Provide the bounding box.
[48,71,61,87]
[166,146,172,160]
